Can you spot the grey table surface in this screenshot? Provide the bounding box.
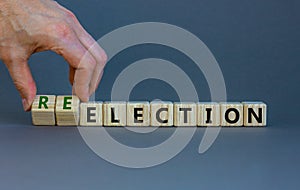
[0,0,299,189]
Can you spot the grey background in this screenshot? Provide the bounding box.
[0,0,299,189]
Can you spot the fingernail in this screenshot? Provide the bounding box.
[22,99,29,111]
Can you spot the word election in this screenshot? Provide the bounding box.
[31,95,267,127]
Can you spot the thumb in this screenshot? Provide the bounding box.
[4,57,37,111]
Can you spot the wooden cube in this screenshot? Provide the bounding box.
[174,102,196,126]
[31,95,56,126]
[150,101,173,126]
[220,102,243,126]
[103,102,126,126]
[56,95,80,126]
[127,102,150,126]
[243,102,267,126]
[80,102,103,126]
[197,102,220,126]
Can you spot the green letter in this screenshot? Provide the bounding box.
[63,97,72,110]
[38,96,49,109]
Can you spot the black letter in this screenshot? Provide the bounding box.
[179,108,192,123]
[87,107,96,122]
[205,108,213,124]
[225,108,240,124]
[134,108,143,123]
[248,108,262,123]
[156,108,168,123]
[111,108,120,123]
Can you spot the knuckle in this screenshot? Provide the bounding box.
[13,73,36,98]
[79,56,97,71]
[48,22,73,40]
[64,10,78,22]
[82,53,97,68]
[13,80,27,92]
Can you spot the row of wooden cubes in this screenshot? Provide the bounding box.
[31,95,267,127]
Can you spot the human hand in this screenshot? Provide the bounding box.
[0,0,107,111]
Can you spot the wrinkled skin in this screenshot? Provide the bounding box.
[0,0,107,111]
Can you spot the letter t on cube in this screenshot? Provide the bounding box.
[174,102,196,126]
